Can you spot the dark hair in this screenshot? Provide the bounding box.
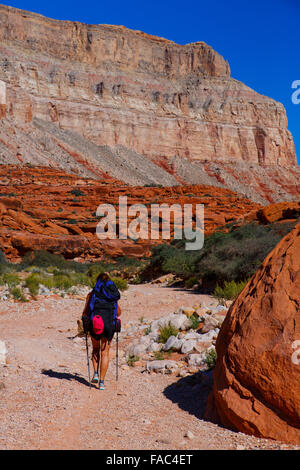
[96,272,110,283]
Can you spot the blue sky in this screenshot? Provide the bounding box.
[3,0,300,164]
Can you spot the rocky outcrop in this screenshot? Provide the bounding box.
[0,165,261,261]
[0,5,298,205]
[206,223,300,444]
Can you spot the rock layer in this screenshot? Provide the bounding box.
[206,223,300,444]
[0,165,261,261]
[0,5,298,204]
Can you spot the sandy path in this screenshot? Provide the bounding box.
[0,284,293,450]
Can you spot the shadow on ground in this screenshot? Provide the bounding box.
[41,368,96,389]
[163,370,213,420]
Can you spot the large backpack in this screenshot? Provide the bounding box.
[88,278,121,335]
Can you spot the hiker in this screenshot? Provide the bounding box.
[82,272,121,390]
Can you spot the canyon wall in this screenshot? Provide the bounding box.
[0,4,296,169]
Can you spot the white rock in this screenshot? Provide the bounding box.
[169,314,192,331]
[201,316,219,333]
[162,336,183,352]
[181,339,197,354]
[187,353,206,367]
[146,360,178,373]
[139,335,152,347]
[197,330,218,342]
[0,340,7,364]
[131,343,148,357]
[184,430,195,440]
[148,332,160,342]
[146,342,163,353]
[181,331,201,340]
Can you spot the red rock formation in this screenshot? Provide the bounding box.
[206,223,300,444]
[0,4,298,206]
[0,165,261,261]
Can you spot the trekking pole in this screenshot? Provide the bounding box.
[116,331,119,381]
[85,332,91,389]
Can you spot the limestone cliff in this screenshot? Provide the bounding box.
[0,4,299,204]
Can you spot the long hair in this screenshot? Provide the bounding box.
[96,272,110,283]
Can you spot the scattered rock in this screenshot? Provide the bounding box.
[0,340,7,364]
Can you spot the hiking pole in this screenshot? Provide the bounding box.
[85,332,91,389]
[116,331,119,381]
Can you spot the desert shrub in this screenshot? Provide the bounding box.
[10,286,27,302]
[145,222,295,288]
[3,273,20,287]
[214,279,248,301]
[158,325,179,344]
[131,275,142,285]
[185,276,198,289]
[127,355,139,366]
[205,348,217,369]
[24,274,40,297]
[144,325,152,336]
[111,276,128,291]
[190,314,200,330]
[154,351,164,360]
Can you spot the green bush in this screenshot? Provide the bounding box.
[127,355,139,366]
[153,351,164,360]
[144,325,152,336]
[3,273,20,287]
[214,280,248,301]
[24,274,40,297]
[190,314,200,330]
[185,276,198,289]
[111,276,128,291]
[205,348,217,369]
[10,287,27,302]
[158,325,179,344]
[145,222,296,288]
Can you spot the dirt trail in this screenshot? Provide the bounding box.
[0,284,293,450]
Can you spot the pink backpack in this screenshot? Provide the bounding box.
[92,314,104,335]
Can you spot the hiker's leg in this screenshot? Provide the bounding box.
[100,337,110,381]
[91,336,100,374]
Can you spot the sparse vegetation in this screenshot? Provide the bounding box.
[10,286,27,302]
[205,348,217,369]
[153,351,164,360]
[144,222,297,290]
[158,325,179,344]
[214,280,248,301]
[127,355,139,366]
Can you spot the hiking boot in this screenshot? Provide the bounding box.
[91,373,99,384]
[99,380,105,390]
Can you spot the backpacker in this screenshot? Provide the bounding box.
[87,278,121,336]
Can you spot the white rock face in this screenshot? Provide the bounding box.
[0,340,7,364]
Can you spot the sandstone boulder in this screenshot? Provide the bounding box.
[206,223,300,444]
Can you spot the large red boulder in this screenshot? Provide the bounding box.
[206,223,300,444]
